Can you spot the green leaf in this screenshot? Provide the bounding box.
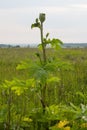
[26,78,35,87]
[47,76,60,83]
[76,91,85,99]
[50,38,63,49]
[31,22,40,29]
[46,33,49,38]
[38,44,42,50]
[16,60,32,70]
[11,79,28,95]
[22,116,32,122]
[36,18,39,23]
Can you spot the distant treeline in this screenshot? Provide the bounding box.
[0,44,20,48]
[63,43,87,48]
[0,43,87,48]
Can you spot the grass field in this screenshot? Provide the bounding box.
[0,48,39,81]
[1,47,87,105]
[0,47,87,130]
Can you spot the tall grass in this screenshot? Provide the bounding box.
[0,48,39,81]
[1,47,87,102]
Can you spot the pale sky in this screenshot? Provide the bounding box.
[0,0,87,44]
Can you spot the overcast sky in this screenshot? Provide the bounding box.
[0,0,87,44]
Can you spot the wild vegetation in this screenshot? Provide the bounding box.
[0,14,87,130]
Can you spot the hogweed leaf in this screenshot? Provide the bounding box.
[38,43,43,50]
[47,76,60,83]
[31,22,40,29]
[50,38,63,49]
[46,33,49,38]
[36,18,39,23]
[76,91,85,99]
[22,116,32,122]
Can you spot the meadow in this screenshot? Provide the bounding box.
[0,47,87,130]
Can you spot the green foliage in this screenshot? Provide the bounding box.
[1,48,87,130]
[38,35,63,50]
[31,19,40,29]
[31,13,46,29]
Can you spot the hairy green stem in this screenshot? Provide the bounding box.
[40,22,47,111]
[40,22,46,63]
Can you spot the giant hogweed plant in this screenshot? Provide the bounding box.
[17,13,63,112]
